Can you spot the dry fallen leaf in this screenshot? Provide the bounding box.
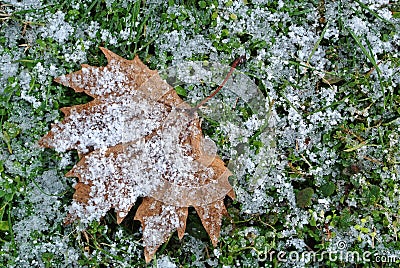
[39,47,234,262]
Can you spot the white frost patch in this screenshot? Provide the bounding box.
[157,255,177,268]
[20,90,41,109]
[40,11,73,43]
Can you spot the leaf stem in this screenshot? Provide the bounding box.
[194,55,246,110]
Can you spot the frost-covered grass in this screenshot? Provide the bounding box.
[1,0,400,267]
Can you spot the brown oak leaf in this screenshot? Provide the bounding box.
[39,47,234,262]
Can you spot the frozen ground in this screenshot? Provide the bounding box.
[0,0,399,267]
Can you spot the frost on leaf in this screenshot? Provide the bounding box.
[39,47,234,263]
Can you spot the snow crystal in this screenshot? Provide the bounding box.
[40,11,73,43]
[3,22,22,48]
[5,0,42,10]
[157,255,177,268]
[86,21,101,39]
[0,53,19,93]
[100,29,118,45]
